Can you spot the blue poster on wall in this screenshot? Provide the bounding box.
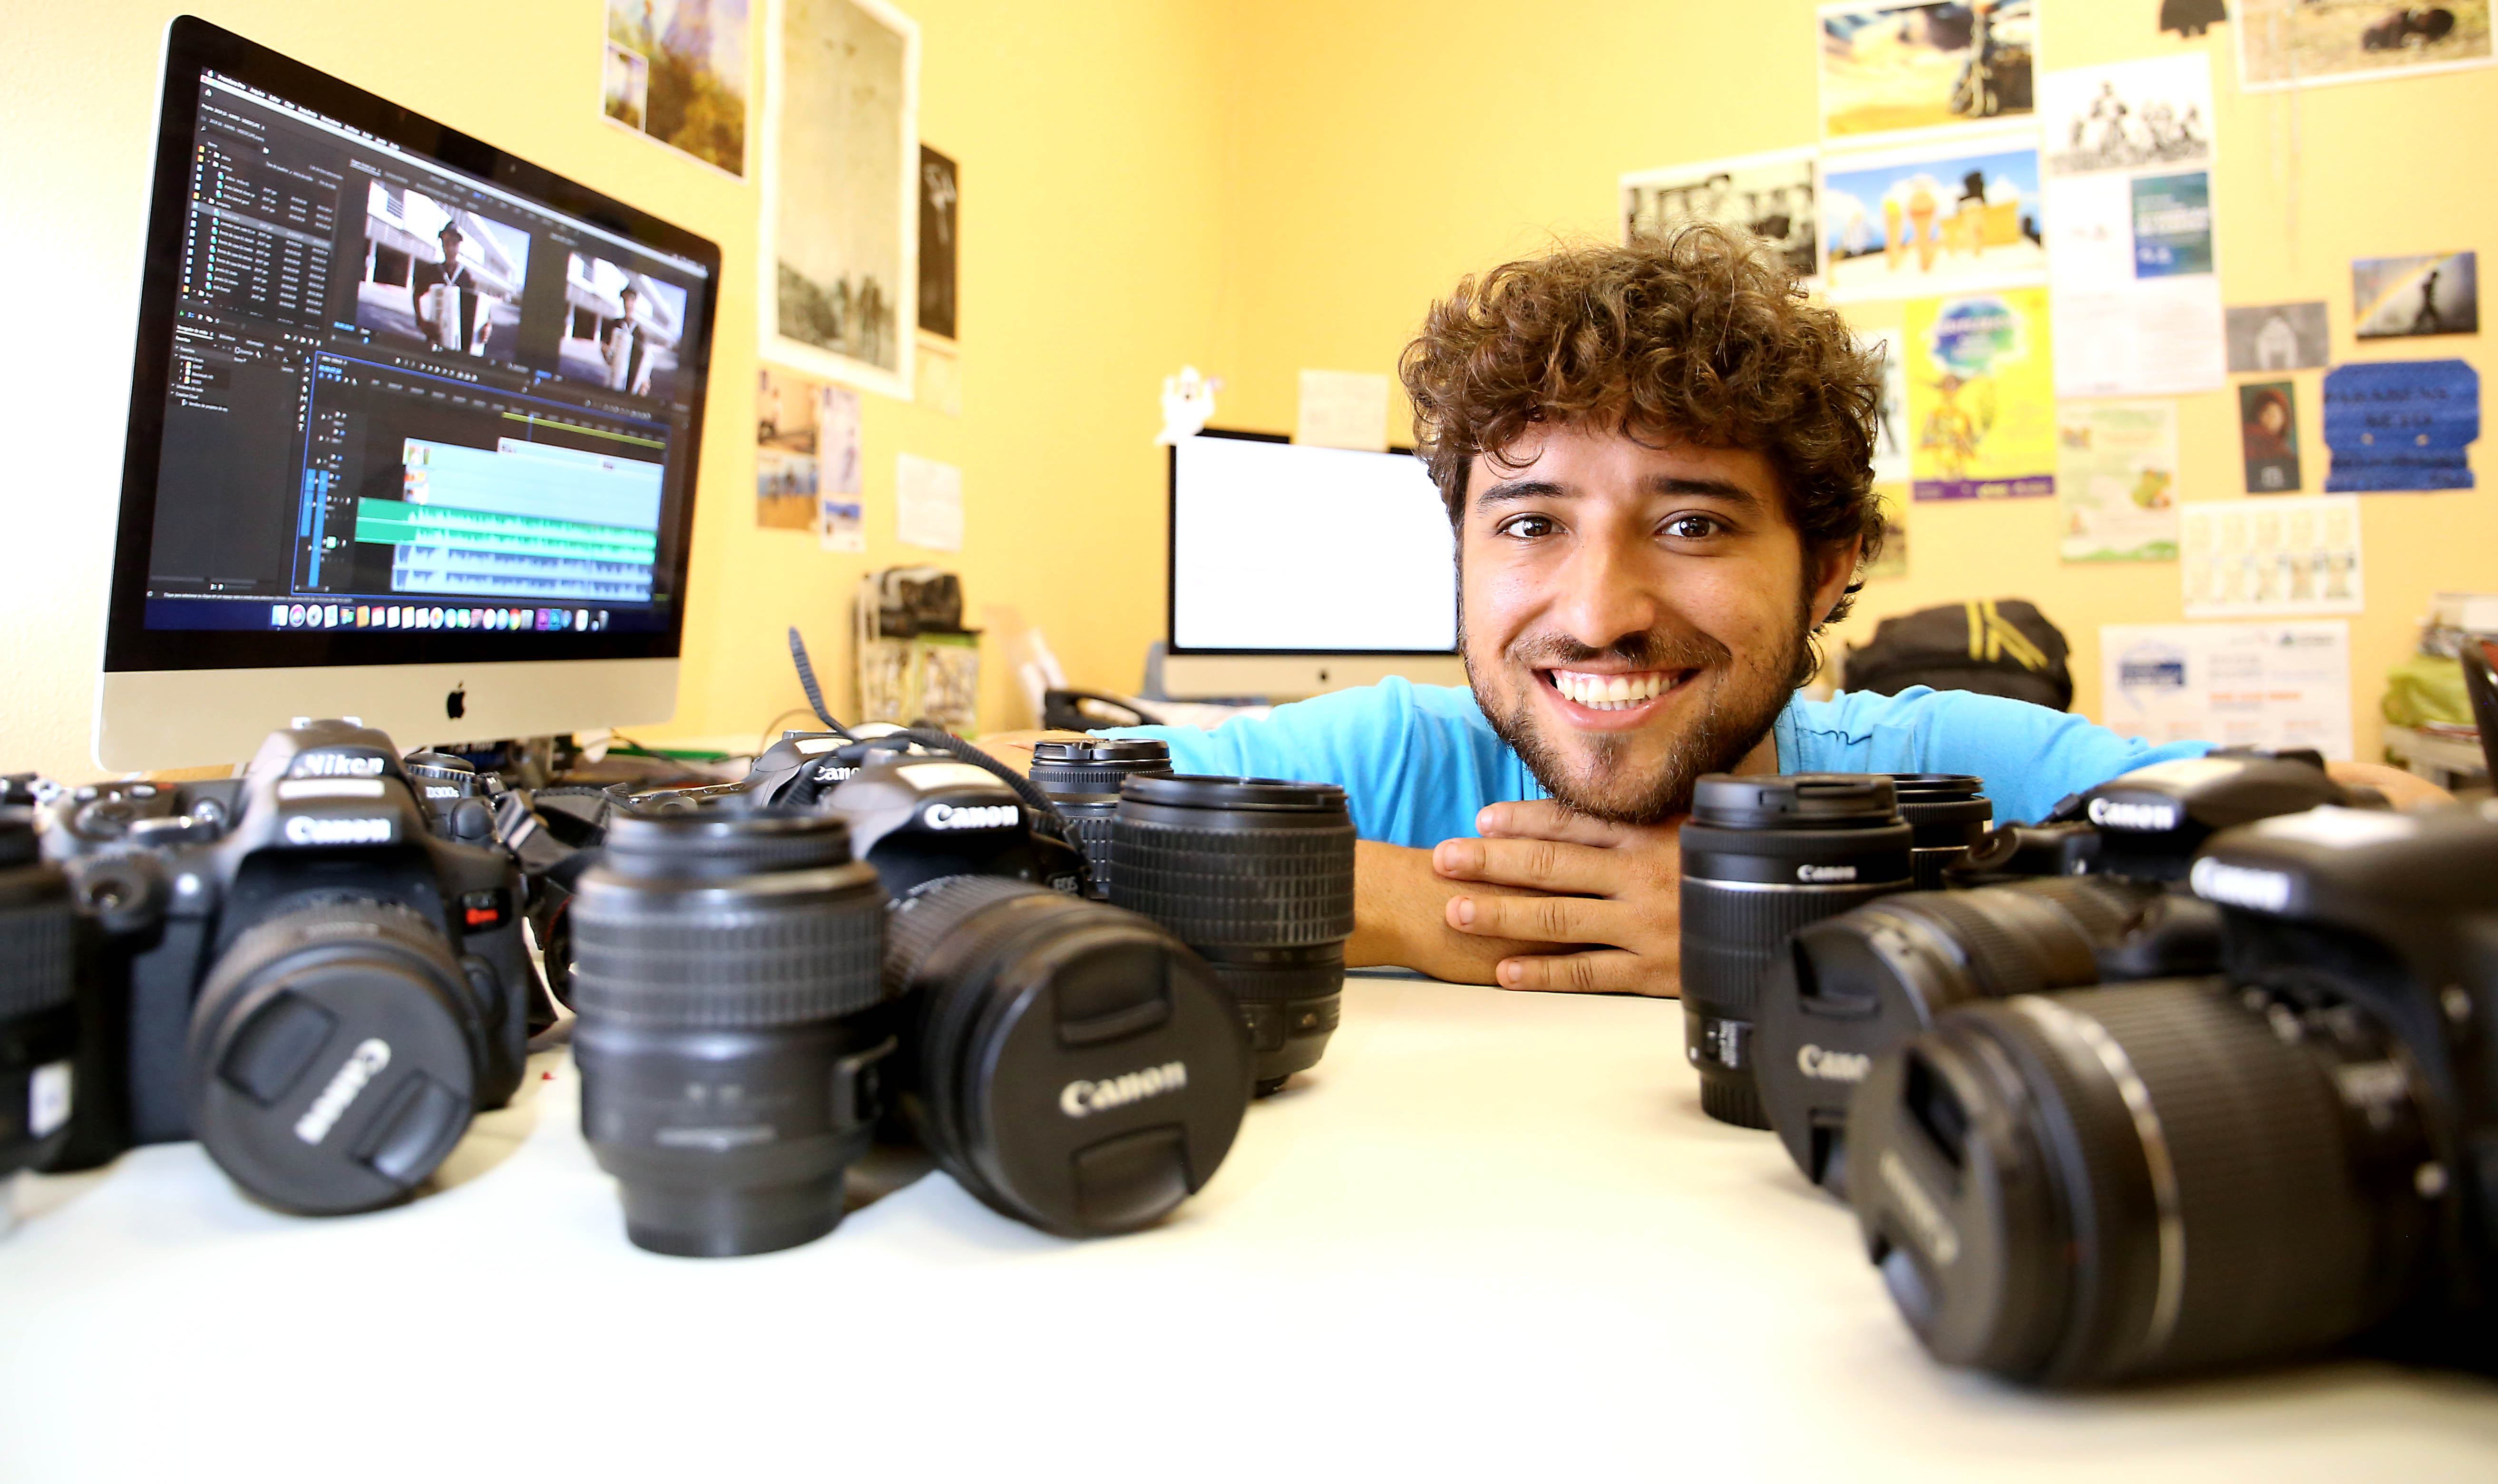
[2321,359,2478,492]
[2131,172,2212,278]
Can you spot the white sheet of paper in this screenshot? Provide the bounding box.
[895,451,964,552]
[1296,369,1391,452]
[2052,277,2226,398]
[2180,494,2363,617]
[2099,620,2353,760]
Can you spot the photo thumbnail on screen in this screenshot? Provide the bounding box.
[561,253,689,401]
[355,183,532,361]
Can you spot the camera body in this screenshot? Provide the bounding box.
[39,722,537,1211]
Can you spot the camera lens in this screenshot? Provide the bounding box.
[885,876,1250,1235]
[1752,875,2157,1193]
[1111,776,1356,1096]
[1048,794,1122,900]
[1887,775,1991,889]
[569,802,891,1257]
[1678,774,1914,1129]
[1030,738,1172,795]
[1848,982,2439,1386]
[0,809,77,1220]
[185,898,487,1215]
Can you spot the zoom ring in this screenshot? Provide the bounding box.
[573,896,890,1025]
[1682,880,1890,1013]
[2014,876,2147,943]
[883,876,1054,998]
[1111,823,1356,944]
[0,894,73,1016]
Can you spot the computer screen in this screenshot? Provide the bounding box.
[1168,432,1456,654]
[97,19,718,767]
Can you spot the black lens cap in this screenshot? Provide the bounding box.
[1031,739,1174,797]
[1692,773,1900,829]
[956,917,1250,1236]
[602,802,855,879]
[1119,774,1347,814]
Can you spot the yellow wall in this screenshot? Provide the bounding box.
[0,1,2488,776]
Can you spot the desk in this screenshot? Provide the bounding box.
[5,975,2494,1481]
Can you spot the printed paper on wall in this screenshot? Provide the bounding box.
[2238,0,2493,91]
[2322,358,2479,492]
[1819,129,2047,303]
[2181,494,2363,617]
[1818,1,2036,144]
[2058,400,2179,562]
[2240,381,2303,494]
[2100,620,2354,760]
[1622,146,1819,283]
[1903,287,2057,501]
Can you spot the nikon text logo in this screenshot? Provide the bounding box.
[923,802,1018,831]
[284,815,395,846]
[294,1039,390,1145]
[1797,1045,1872,1083]
[1060,1061,1188,1118]
[2087,797,2178,832]
[292,752,386,778]
[1797,864,1858,883]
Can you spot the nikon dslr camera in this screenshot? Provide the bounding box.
[40,721,541,1214]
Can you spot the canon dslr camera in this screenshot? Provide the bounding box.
[41,721,538,1214]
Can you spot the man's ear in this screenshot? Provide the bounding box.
[1807,535,1864,627]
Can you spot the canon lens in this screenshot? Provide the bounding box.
[1032,740,1171,901]
[1750,875,2161,1194]
[885,876,1250,1235]
[1678,774,1913,1129]
[570,802,892,1257]
[1111,776,1356,1096]
[1849,981,2439,1387]
[0,809,75,1231]
[1887,775,1991,888]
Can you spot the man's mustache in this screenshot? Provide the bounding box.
[1501,629,1728,672]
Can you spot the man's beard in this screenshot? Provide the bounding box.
[1464,607,1809,826]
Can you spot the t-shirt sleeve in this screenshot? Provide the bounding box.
[1786,687,2212,826]
[1102,679,1507,847]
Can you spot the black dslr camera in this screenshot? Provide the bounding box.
[39,721,541,1215]
[1848,800,2498,1386]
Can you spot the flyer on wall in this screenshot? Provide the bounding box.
[2057,400,2179,562]
[1622,146,1820,284]
[2099,620,2354,761]
[2039,54,2225,398]
[2180,494,2363,617]
[1903,286,2057,501]
[1818,127,2046,304]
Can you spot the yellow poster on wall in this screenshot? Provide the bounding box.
[1903,286,2057,501]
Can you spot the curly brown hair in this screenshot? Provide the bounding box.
[1397,223,1885,627]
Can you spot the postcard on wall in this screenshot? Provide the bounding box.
[2240,381,2303,493]
[604,0,750,177]
[2237,0,2493,90]
[2322,358,2479,492]
[895,451,963,552]
[818,498,865,553]
[1903,287,2057,501]
[918,144,958,342]
[2224,301,2330,372]
[2099,620,2354,760]
[756,366,820,530]
[762,0,919,399]
[1817,1,2036,144]
[2353,251,2479,340]
[1866,483,1910,579]
[2181,494,2363,617]
[2039,54,2214,178]
[2058,400,2179,562]
[1622,146,1818,282]
[1851,310,1914,484]
[1818,129,2046,303]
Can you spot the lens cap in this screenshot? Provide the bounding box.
[1030,739,1172,796]
[187,905,480,1215]
[1119,774,1347,816]
[601,802,857,880]
[1692,773,1901,830]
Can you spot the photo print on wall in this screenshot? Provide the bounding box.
[1818,1,2037,143]
[1622,146,1819,283]
[2240,381,2303,493]
[2238,0,2493,90]
[763,0,920,399]
[2225,301,2331,372]
[2039,53,2213,177]
[1819,129,2046,303]
[918,145,958,341]
[2353,251,2480,339]
[604,0,750,176]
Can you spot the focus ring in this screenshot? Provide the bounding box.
[2012,876,2148,943]
[573,879,890,1025]
[884,876,1054,999]
[1110,821,1356,943]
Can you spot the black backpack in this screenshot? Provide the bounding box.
[1844,599,2073,712]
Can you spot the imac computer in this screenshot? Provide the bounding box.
[96,18,718,769]
[1161,431,1466,699]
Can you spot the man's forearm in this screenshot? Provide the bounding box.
[2325,760,2455,811]
[1350,840,1553,983]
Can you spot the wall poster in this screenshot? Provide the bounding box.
[2353,251,2480,340]
[1818,128,2046,303]
[2237,0,2492,90]
[1903,286,2057,501]
[604,0,750,177]
[1817,1,2036,144]
[2322,358,2479,492]
[2100,620,2354,760]
[2181,494,2363,617]
[762,0,920,399]
[2058,400,2179,562]
[1621,146,1819,283]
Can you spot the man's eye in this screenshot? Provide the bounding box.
[1497,514,1558,539]
[1663,514,1723,540]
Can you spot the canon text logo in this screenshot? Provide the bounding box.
[1060,1061,1188,1118]
[1797,1045,1872,1083]
[923,802,1019,831]
[1797,863,1858,883]
[284,815,395,846]
[293,1039,391,1145]
[2087,797,2178,832]
[2188,857,2295,913]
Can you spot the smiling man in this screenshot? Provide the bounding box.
[996,225,2438,993]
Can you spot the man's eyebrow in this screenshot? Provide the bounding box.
[1650,475,1765,509]
[1473,478,1569,508]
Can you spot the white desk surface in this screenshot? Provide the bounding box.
[5,974,2494,1482]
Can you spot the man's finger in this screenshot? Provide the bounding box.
[1432,835,1624,895]
[1445,890,1617,946]
[1476,799,1634,846]
[1494,950,1670,996]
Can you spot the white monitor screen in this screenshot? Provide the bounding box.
[1169,434,1456,653]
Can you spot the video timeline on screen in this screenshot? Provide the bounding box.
[263,601,614,632]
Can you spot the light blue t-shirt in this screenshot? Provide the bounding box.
[1109,678,2211,846]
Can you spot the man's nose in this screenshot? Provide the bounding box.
[1551,528,1660,652]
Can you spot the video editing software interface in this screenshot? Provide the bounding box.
[141,69,709,639]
